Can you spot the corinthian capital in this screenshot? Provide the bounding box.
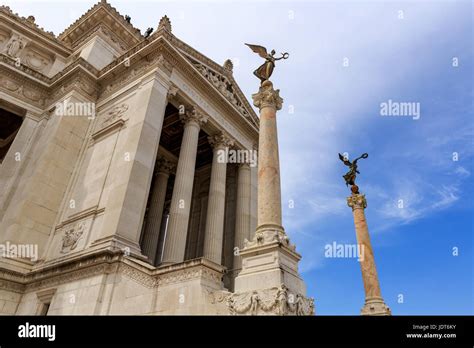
[180,107,208,127]
[155,157,176,175]
[167,84,179,99]
[252,80,283,111]
[347,193,367,210]
[208,133,234,150]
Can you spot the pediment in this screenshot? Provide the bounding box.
[58,1,142,52]
[182,54,259,128]
[169,38,259,129]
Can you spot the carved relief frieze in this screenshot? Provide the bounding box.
[0,71,47,107]
[222,285,314,316]
[91,102,129,140]
[118,264,156,288]
[22,46,53,72]
[2,33,28,58]
[60,221,86,254]
[156,266,222,287]
[98,103,128,128]
[170,37,258,127]
[192,60,252,119]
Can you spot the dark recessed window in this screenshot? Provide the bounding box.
[0,107,23,163]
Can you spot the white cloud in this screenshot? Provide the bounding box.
[454,166,471,178]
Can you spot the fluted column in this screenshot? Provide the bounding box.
[155,204,170,265]
[252,81,285,237]
[234,80,308,300]
[233,163,251,270]
[347,191,391,315]
[203,134,234,264]
[140,157,174,264]
[161,108,208,264]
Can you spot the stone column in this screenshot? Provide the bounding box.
[203,134,234,264]
[232,80,312,315]
[233,163,251,270]
[253,81,285,238]
[161,108,208,265]
[249,156,258,241]
[347,191,391,316]
[155,205,170,265]
[140,157,174,264]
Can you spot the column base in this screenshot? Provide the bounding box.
[235,224,303,294]
[153,258,228,315]
[232,225,313,315]
[90,235,147,261]
[361,296,392,316]
[245,223,295,250]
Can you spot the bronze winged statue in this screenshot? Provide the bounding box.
[245,43,289,84]
[338,153,368,187]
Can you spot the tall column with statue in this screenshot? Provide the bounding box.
[339,153,391,315]
[229,44,314,316]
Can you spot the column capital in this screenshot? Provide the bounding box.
[155,157,175,175]
[167,84,179,100]
[180,107,208,127]
[347,193,367,210]
[208,133,234,150]
[252,80,283,111]
[237,162,251,170]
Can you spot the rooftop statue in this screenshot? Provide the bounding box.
[245,43,289,84]
[338,153,368,187]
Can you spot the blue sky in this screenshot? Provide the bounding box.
[7,0,473,314]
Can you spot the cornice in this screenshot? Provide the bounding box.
[0,5,70,53]
[71,24,128,55]
[0,65,49,108]
[0,250,225,293]
[58,0,142,49]
[0,54,51,85]
[0,53,100,108]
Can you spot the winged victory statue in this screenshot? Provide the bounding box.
[245,43,289,84]
[338,153,369,187]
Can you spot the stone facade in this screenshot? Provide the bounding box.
[0,1,312,315]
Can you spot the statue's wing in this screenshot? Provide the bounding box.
[245,43,268,59]
[338,153,351,167]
